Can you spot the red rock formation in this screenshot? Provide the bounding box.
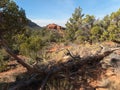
[46,23,64,30]
[57,25,62,30]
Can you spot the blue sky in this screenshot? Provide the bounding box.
[15,0,120,26]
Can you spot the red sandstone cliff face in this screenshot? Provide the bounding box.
[46,23,65,30]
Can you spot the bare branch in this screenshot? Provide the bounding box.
[0,36,35,72]
[65,49,81,60]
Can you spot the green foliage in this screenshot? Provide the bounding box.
[65,7,84,41]
[13,31,42,60]
[12,28,63,61]
[0,0,27,36]
[102,15,111,29]
[90,25,102,42]
[78,14,95,42]
[65,7,120,43]
[0,50,7,72]
[0,0,9,8]
[75,29,89,43]
[82,14,95,25]
[100,31,109,41]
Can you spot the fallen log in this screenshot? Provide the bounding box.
[43,48,119,74]
[8,48,119,90]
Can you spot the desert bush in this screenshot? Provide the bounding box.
[0,50,7,72]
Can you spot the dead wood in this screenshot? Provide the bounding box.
[8,74,41,90]
[0,36,35,72]
[8,48,119,90]
[65,49,81,60]
[43,48,118,74]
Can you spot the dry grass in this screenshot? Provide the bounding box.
[48,43,101,63]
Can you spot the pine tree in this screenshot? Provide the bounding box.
[0,0,27,36]
[65,7,84,41]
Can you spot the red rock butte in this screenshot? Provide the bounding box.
[46,23,65,30]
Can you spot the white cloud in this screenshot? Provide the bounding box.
[32,19,68,27]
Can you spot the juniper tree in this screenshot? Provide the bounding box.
[0,0,34,72]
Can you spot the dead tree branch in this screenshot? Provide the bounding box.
[44,49,117,74]
[65,49,81,60]
[8,47,118,90]
[0,36,35,72]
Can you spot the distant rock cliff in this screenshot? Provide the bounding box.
[46,23,65,30]
[27,20,41,29]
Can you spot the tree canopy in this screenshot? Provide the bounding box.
[0,0,27,36]
[65,7,84,41]
[65,7,120,43]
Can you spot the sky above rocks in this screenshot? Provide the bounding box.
[15,0,120,26]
